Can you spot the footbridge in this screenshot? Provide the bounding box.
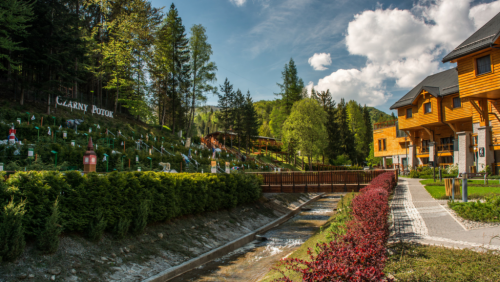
[246,169,397,193]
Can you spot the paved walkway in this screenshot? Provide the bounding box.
[390,178,500,250]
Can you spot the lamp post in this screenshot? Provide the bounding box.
[103,153,109,172]
[35,126,40,142]
[147,157,152,170]
[51,150,58,167]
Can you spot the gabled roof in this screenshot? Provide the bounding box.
[390,68,459,110]
[442,12,500,63]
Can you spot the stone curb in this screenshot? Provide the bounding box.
[142,193,325,282]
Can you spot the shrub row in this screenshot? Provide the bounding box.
[0,171,262,261]
[276,172,395,281]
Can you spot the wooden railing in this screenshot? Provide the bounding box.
[437,144,454,152]
[417,147,429,154]
[491,130,500,145]
[373,119,397,130]
[249,170,390,187]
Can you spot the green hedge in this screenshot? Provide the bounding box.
[0,171,262,238]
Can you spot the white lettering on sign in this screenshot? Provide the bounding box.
[56,96,113,119]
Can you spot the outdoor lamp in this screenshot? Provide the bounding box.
[34,126,40,142]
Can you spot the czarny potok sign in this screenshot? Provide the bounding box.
[56,96,114,118]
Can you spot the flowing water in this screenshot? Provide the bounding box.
[169,194,342,282]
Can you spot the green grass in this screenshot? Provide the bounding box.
[259,192,356,282]
[385,242,500,281]
[420,180,500,200]
[449,196,500,222]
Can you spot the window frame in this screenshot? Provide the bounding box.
[452,97,461,109]
[424,102,432,114]
[476,55,492,76]
[406,108,413,119]
[378,139,387,151]
[473,52,494,77]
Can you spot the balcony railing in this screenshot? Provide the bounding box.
[437,144,454,152]
[374,119,397,130]
[492,130,500,146]
[417,147,430,154]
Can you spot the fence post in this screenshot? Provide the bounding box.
[293,171,295,193]
[331,171,333,193]
[344,172,347,192]
[357,172,360,191]
[280,171,283,193]
[318,172,320,191]
[305,172,308,193]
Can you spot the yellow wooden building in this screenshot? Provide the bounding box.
[375,12,500,173]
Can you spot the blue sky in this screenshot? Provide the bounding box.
[150,0,500,114]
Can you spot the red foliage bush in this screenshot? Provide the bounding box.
[274,172,396,282]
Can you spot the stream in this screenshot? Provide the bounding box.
[169,193,342,282]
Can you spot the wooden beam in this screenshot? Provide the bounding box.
[421,126,434,142]
[447,122,457,133]
[470,99,484,120]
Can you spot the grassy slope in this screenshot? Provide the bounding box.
[385,242,500,281]
[259,192,357,282]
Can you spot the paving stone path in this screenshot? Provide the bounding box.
[390,178,500,250]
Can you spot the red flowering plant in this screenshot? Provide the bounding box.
[274,172,396,282]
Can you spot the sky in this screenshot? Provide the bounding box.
[150,0,500,114]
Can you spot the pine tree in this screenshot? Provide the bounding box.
[0,0,34,71]
[276,58,304,114]
[232,89,245,147]
[37,198,63,254]
[362,105,373,163]
[186,24,217,141]
[164,3,190,132]
[218,78,234,147]
[337,99,355,162]
[242,91,260,153]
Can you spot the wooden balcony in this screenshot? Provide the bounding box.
[416,146,429,157]
[491,130,500,150]
[373,119,397,130]
[437,144,454,157]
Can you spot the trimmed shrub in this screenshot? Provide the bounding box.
[87,209,107,242]
[113,217,131,240]
[132,200,149,235]
[0,197,26,262]
[37,198,63,254]
[0,170,262,257]
[275,172,396,281]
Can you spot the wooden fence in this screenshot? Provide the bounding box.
[247,170,396,193]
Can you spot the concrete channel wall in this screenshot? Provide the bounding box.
[142,193,325,282]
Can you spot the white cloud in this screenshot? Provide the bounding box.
[230,0,246,7]
[470,1,500,28]
[308,53,332,71]
[308,0,500,107]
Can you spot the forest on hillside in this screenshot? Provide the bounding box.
[0,0,218,139]
[193,59,393,167]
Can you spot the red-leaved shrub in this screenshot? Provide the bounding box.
[274,172,396,282]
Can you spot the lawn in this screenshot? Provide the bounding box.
[385,242,500,281]
[420,179,500,199]
[259,192,356,282]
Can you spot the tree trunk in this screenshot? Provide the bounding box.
[114,73,119,113]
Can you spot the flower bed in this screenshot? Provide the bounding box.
[275,172,396,281]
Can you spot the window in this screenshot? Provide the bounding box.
[424,102,432,113]
[453,97,461,108]
[477,55,491,75]
[378,139,386,151]
[406,108,412,118]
